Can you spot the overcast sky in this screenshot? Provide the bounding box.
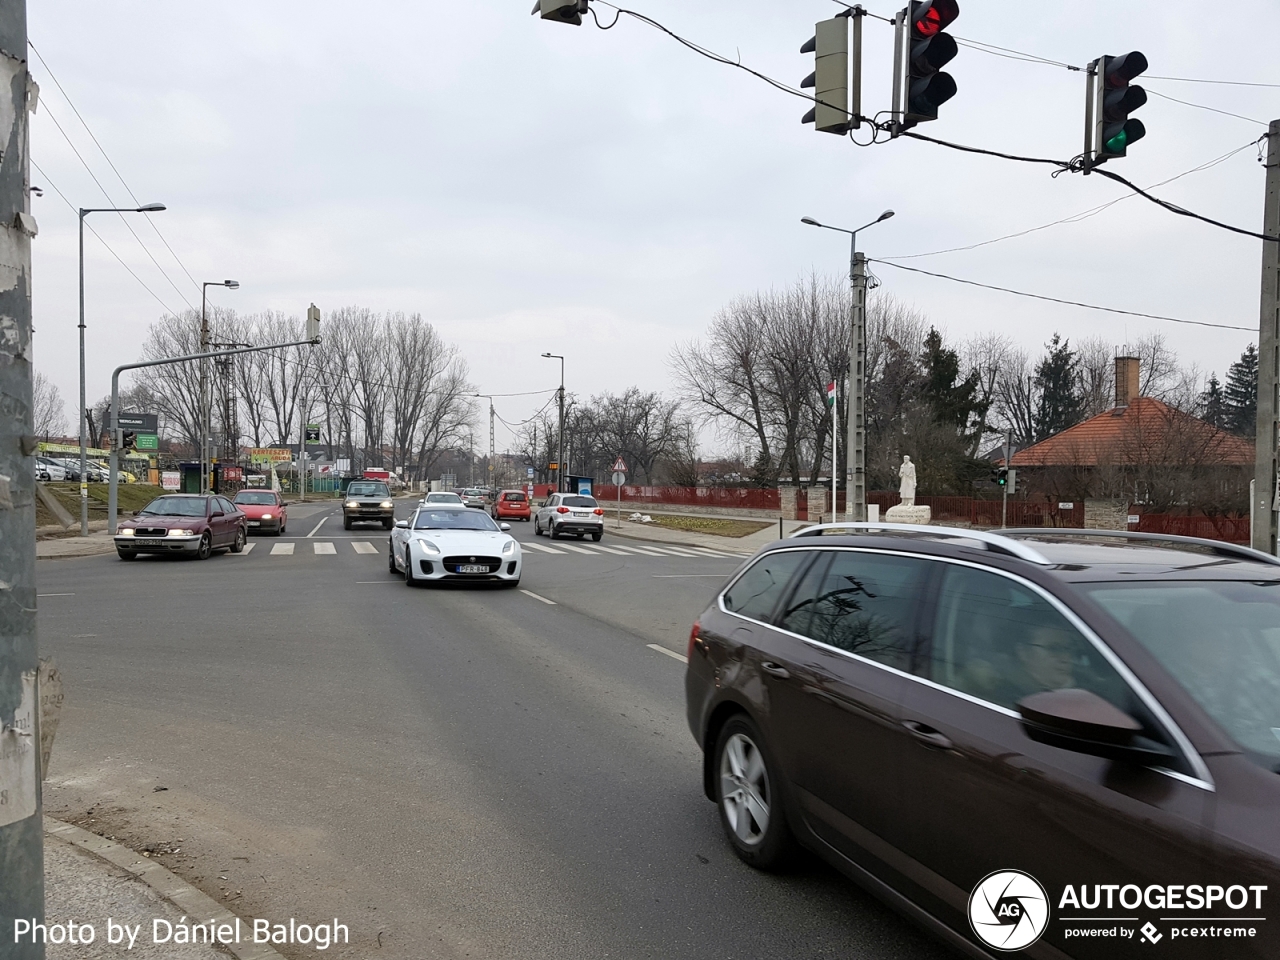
[27,0,1279,453]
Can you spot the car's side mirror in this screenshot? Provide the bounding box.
[1017,689,1174,764]
[131,510,140,516]
[395,520,409,528]
[499,523,511,531]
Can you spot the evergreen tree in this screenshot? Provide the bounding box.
[1224,344,1258,437]
[919,327,987,437]
[1199,373,1226,429]
[1033,333,1083,441]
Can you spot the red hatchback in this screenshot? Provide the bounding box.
[492,489,531,522]
[233,489,288,535]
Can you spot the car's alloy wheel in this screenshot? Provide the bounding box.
[714,717,793,869]
[230,528,246,553]
[196,533,212,561]
[403,549,416,587]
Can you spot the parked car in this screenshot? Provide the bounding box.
[35,457,66,482]
[113,494,247,561]
[685,524,1280,959]
[388,503,521,587]
[94,460,136,483]
[233,489,287,535]
[492,489,531,522]
[47,457,81,481]
[343,480,394,529]
[459,487,489,509]
[534,493,605,541]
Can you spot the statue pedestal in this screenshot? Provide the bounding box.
[885,504,932,525]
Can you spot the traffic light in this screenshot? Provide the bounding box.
[801,11,860,135]
[122,431,137,451]
[994,467,1008,486]
[901,0,959,127]
[1092,52,1148,164]
[531,0,587,26]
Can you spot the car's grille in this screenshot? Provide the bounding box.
[442,556,501,574]
[134,527,169,537]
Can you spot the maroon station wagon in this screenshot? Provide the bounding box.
[114,494,248,561]
[686,525,1280,959]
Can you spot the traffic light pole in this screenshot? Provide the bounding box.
[108,339,319,535]
[846,249,868,522]
[1253,119,1280,556]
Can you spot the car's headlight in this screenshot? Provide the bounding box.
[118,528,135,537]
[380,500,393,509]
[417,539,441,556]
[345,500,357,509]
[261,513,272,519]
[167,529,193,537]
[502,540,516,556]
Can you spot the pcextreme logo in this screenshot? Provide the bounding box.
[968,870,1051,952]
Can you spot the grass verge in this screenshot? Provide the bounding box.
[644,515,772,538]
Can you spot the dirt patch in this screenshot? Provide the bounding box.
[645,515,771,538]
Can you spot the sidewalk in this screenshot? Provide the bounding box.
[37,534,117,560]
[44,819,280,959]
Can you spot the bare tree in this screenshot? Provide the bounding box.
[32,370,66,438]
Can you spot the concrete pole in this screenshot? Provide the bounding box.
[844,247,867,522]
[1254,120,1280,556]
[77,210,87,534]
[0,0,46,949]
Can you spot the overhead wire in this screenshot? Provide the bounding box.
[1143,87,1268,126]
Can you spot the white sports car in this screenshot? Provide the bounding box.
[389,504,522,587]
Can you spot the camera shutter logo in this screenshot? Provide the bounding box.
[968,870,1050,951]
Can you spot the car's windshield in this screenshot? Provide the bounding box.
[1084,580,1280,772]
[348,482,389,497]
[414,510,499,532]
[563,496,597,508]
[426,493,462,502]
[140,496,207,517]
[503,492,526,502]
[234,492,276,505]
[463,489,486,497]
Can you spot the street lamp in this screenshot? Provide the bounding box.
[200,280,239,494]
[541,353,565,492]
[802,209,895,523]
[78,202,166,536]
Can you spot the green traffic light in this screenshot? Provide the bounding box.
[1103,118,1146,157]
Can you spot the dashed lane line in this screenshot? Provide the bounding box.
[352,541,379,555]
[520,589,557,605]
[647,643,688,664]
[314,542,337,555]
[270,542,294,556]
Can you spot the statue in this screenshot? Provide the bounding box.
[898,455,917,507]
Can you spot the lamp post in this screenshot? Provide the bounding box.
[78,202,166,534]
[801,210,894,522]
[200,279,239,493]
[542,353,565,492]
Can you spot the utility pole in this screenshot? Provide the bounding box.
[1002,430,1011,529]
[846,251,867,521]
[542,353,565,492]
[1253,119,1280,556]
[0,0,44,949]
[489,399,496,489]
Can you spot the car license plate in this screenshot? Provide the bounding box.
[458,564,488,574]
[136,538,163,547]
[573,511,589,518]
[248,521,260,526]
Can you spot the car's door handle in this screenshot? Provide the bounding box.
[902,720,953,750]
[761,662,791,679]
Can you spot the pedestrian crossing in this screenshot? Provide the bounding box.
[231,539,750,561]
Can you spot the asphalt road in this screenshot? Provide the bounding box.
[37,499,951,960]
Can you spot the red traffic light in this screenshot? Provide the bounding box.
[911,0,959,39]
[1103,51,1148,89]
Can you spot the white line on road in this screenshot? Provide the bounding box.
[306,517,327,538]
[613,545,667,556]
[520,541,566,554]
[356,581,396,584]
[682,548,733,558]
[587,544,631,555]
[313,542,337,555]
[555,543,596,555]
[352,541,378,555]
[646,546,705,557]
[270,542,295,556]
[647,643,688,664]
[520,589,557,605]
[236,543,256,555]
[651,574,726,578]
[38,593,75,597]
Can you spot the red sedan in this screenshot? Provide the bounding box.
[233,490,288,535]
[492,489,531,522]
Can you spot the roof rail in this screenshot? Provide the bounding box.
[789,522,1052,565]
[1001,528,1280,567]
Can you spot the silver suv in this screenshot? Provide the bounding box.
[534,493,604,541]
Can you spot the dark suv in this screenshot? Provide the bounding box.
[686,524,1280,959]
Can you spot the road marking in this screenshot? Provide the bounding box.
[651,574,726,578]
[306,517,327,538]
[587,544,631,555]
[646,546,704,557]
[682,548,734,558]
[520,541,566,554]
[356,581,396,584]
[314,542,336,555]
[613,545,667,556]
[520,589,557,605]
[38,593,75,597]
[236,543,256,555]
[352,541,378,554]
[647,643,688,664]
[270,542,295,556]
[555,543,596,555]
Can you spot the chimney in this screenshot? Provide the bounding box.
[1114,354,1140,409]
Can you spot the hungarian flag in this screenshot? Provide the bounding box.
[826,381,837,407]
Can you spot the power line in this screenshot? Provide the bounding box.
[31,157,184,318]
[868,258,1253,331]
[1145,87,1268,126]
[1145,75,1280,89]
[28,40,204,297]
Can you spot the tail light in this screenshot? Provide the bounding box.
[593,508,604,515]
[556,506,569,514]
[687,620,701,660]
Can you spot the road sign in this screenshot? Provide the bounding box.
[117,412,158,433]
[135,433,158,451]
[305,425,320,444]
[611,457,627,472]
[612,471,626,486]
[527,467,535,478]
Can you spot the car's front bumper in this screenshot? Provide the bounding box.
[114,534,202,553]
[407,546,522,581]
[246,518,282,533]
[344,508,393,522]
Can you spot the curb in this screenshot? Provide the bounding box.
[44,817,285,960]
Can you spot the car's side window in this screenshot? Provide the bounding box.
[786,550,929,671]
[775,551,832,637]
[927,564,1131,712]
[722,551,810,624]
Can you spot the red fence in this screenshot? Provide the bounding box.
[595,485,781,510]
[1135,513,1250,544]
